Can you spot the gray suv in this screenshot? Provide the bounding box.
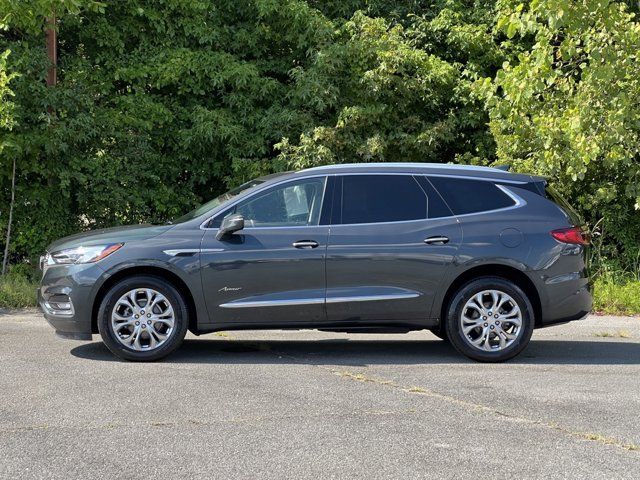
[39,163,592,362]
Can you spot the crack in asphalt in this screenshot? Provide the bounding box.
[250,340,640,454]
[329,369,640,453]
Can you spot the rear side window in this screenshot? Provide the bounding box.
[340,175,427,224]
[428,177,515,215]
[414,176,453,219]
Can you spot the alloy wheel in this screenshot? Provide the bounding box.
[459,289,523,352]
[110,288,175,351]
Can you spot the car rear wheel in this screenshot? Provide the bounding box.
[445,277,534,362]
[97,275,188,361]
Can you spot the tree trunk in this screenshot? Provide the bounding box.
[45,14,57,87]
[2,156,16,275]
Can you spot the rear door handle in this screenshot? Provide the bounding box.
[292,240,319,249]
[424,236,449,245]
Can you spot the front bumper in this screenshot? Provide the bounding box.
[38,262,104,341]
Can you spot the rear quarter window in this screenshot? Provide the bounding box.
[427,176,515,216]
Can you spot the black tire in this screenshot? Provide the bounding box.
[445,277,534,362]
[97,275,189,361]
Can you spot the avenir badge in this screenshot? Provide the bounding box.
[218,286,242,292]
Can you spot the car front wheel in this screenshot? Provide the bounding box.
[445,277,534,362]
[97,275,189,361]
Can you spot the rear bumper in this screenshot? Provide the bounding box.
[539,282,592,327]
[536,272,593,327]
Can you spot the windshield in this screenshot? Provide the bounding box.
[170,179,265,224]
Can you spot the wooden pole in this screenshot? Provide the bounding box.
[1,157,16,275]
[45,14,56,86]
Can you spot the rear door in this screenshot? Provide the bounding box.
[325,174,462,324]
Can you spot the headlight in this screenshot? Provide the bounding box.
[47,243,123,265]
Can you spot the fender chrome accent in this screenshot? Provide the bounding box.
[163,248,224,256]
[163,249,199,257]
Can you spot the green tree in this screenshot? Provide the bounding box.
[1,0,638,275]
[479,0,640,266]
[0,49,17,274]
[277,5,498,169]
[0,1,334,259]
[0,49,15,130]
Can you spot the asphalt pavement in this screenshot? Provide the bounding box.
[1,311,639,479]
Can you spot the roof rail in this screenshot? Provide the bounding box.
[300,162,509,173]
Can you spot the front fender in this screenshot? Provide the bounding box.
[88,255,209,333]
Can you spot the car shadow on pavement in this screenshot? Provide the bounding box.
[70,338,640,366]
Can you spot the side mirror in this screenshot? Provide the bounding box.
[216,214,245,240]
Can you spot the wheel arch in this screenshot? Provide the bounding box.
[91,265,199,334]
[439,264,542,328]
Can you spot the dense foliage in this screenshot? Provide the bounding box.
[482,0,640,270]
[0,1,638,272]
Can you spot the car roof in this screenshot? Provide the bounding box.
[287,162,540,184]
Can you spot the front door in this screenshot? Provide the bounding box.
[325,174,461,325]
[200,176,329,326]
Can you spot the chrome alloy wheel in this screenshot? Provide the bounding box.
[111,288,175,351]
[459,289,523,352]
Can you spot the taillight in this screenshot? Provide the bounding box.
[551,227,590,245]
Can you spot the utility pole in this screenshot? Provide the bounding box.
[1,157,16,276]
[45,13,57,87]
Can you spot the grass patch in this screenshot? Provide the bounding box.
[593,277,640,316]
[407,387,428,393]
[593,330,631,338]
[0,273,38,309]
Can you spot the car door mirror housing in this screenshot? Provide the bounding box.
[216,214,245,240]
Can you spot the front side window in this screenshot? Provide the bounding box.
[229,177,326,228]
[339,175,427,224]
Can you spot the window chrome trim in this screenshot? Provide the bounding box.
[200,172,528,230]
[496,184,525,208]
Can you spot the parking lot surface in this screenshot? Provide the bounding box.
[1,311,639,479]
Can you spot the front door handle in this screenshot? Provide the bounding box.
[424,236,449,245]
[293,240,319,249]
